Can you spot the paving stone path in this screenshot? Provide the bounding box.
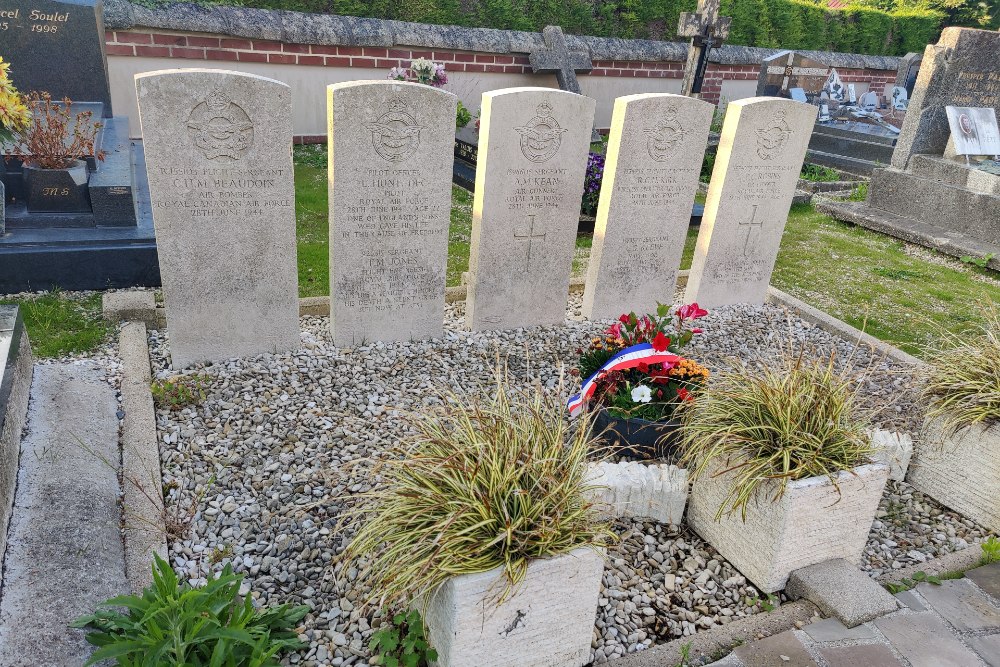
[709,563,1000,666]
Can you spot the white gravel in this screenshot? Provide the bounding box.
[147,298,990,666]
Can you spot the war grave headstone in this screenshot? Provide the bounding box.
[818,28,1000,269]
[582,94,713,320]
[676,0,732,98]
[0,0,158,292]
[327,81,456,347]
[466,88,595,330]
[136,69,299,368]
[685,97,817,308]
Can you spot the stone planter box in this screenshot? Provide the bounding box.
[421,547,604,667]
[908,417,1000,534]
[688,462,889,593]
[23,160,91,214]
[592,408,681,460]
[587,461,688,524]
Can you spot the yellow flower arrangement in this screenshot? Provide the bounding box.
[0,56,33,145]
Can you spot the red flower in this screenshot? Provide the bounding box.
[651,331,670,352]
[691,328,703,334]
[637,362,650,374]
[656,389,664,399]
[619,314,630,324]
[606,322,622,338]
[678,303,708,320]
[677,387,693,402]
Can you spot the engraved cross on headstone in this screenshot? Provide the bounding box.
[514,214,547,270]
[529,25,600,141]
[739,205,763,256]
[677,0,732,98]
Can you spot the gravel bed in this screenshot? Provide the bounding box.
[149,299,975,666]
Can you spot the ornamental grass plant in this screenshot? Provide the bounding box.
[922,309,1000,438]
[678,349,877,520]
[341,373,613,610]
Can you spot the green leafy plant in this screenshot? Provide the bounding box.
[341,371,613,610]
[745,593,780,611]
[456,100,472,129]
[799,163,840,182]
[981,536,1000,564]
[884,570,941,593]
[679,349,877,520]
[151,374,210,410]
[72,555,309,666]
[847,181,869,201]
[370,610,437,667]
[960,252,996,268]
[921,309,1000,437]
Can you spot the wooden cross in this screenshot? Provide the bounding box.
[759,51,830,97]
[677,0,732,97]
[529,25,593,96]
[514,214,547,270]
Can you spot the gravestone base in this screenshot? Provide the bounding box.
[807,122,899,176]
[820,156,1000,267]
[0,141,159,292]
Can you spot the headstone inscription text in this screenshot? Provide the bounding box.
[136,69,299,368]
[466,87,595,330]
[685,97,817,308]
[582,94,714,320]
[327,81,456,346]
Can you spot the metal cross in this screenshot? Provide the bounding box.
[677,0,732,97]
[514,214,547,270]
[739,205,763,257]
[528,25,593,95]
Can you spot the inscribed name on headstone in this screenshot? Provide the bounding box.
[582,94,713,320]
[2,0,112,115]
[756,51,830,101]
[685,97,817,308]
[945,106,1000,156]
[466,87,595,330]
[892,28,1000,168]
[327,81,456,347]
[136,69,299,368]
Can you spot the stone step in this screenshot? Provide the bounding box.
[808,131,896,165]
[804,148,881,177]
[868,167,1000,240]
[0,362,127,665]
[910,155,1000,195]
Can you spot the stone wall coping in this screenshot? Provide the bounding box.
[104,0,902,70]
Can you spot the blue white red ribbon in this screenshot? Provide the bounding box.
[567,343,681,418]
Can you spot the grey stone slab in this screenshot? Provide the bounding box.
[967,563,1000,602]
[0,306,31,591]
[894,590,928,611]
[819,644,904,667]
[874,611,984,667]
[582,93,713,321]
[466,88,595,331]
[0,362,127,665]
[136,70,300,369]
[917,579,1000,634]
[733,630,817,667]
[787,559,899,627]
[327,81,455,347]
[969,634,1000,667]
[801,617,876,643]
[103,290,156,325]
[684,97,817,309]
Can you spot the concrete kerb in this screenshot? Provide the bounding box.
[119,321,168,594]
[876,544,987,586]
[610,600,821,667]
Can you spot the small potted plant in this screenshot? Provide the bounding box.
[679,352,889,593]
[910,314,1000,533]
[388,58,471,129]
[7,91,104,213]
[341,374,612,667]
[572,302,709,460]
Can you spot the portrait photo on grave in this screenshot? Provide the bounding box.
[946,106,1000,157]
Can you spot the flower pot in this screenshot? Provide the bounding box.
[688,462,889,593]
[420,547,604,667]
[592,407,682,460]
[908,417,1000,534]
[23,160,91,214]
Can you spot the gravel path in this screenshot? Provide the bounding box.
[149,299,989,666]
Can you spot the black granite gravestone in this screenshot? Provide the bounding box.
[0,0,159,291]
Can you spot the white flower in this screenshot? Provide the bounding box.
[631,385,652,404]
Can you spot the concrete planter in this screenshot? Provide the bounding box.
[908,417,1000,534]
[23,160,91,213]
[587,461,688,524]
[421,547,604,667]
[688,462,889,593]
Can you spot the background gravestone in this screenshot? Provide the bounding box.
[582,94,713,320]
[756,51,830,101]
[892,27,1000,169]
[1,0,112,115]
[136,69,299,369]
[685,97,817,308]
[466,87,595,331]
[327,81,456,347]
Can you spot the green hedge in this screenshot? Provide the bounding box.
[174,0,944,56]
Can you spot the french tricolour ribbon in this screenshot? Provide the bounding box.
[567,343,681,418]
